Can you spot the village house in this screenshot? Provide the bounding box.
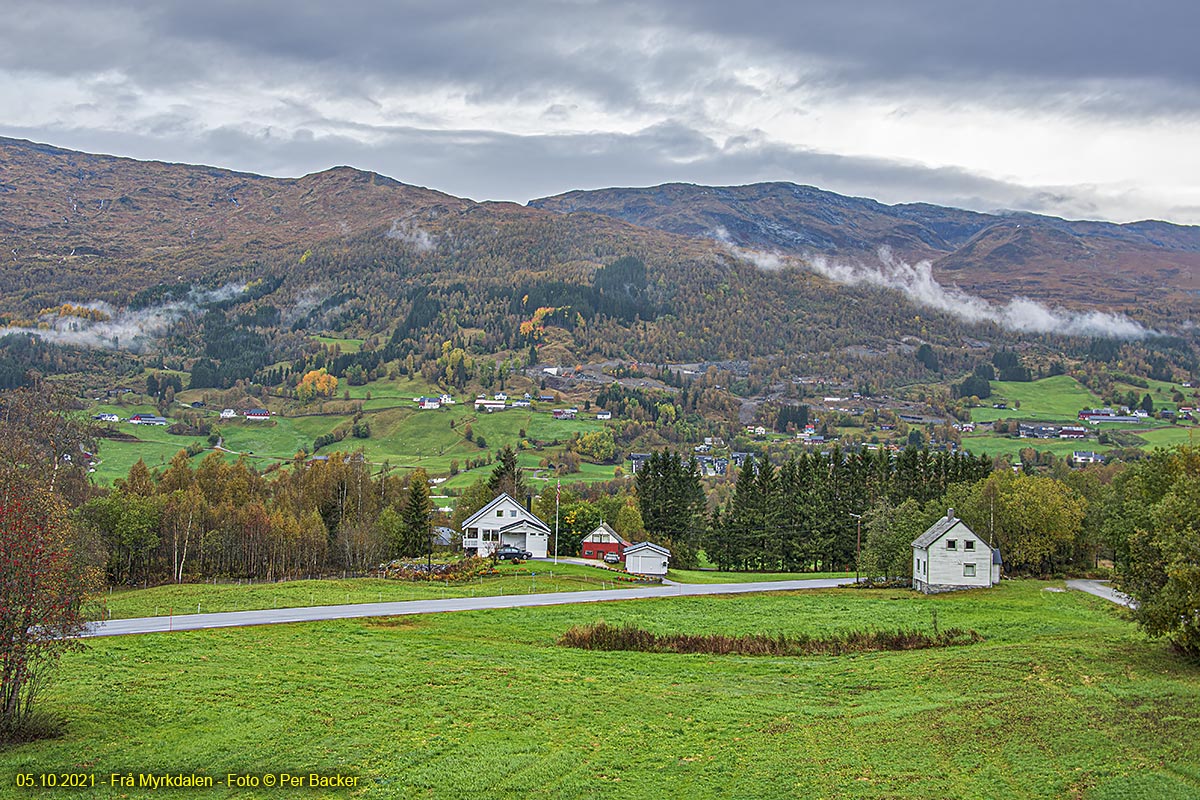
[912,509,1001,594]
[220,408,236,419]
[460,493,550,558]
[243,408,271,421]
[416,396,441,410]
[581,522,629,562]
[1072,451,1104,464]
[596,410,612,420]
[623,541,671,576]
[439,394,455,405]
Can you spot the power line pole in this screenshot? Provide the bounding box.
[849,512,862,584]
[554,478,560,565]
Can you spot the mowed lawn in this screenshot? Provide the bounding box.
[666,568,847,583]
[96,562,643,620]
[7,582,1200,799]
[969,375,1103,422]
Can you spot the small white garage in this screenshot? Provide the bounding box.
[623,541,671,576]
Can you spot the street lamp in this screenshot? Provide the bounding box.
[849,513,862,585]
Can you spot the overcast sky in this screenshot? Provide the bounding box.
[3,1,1199,223]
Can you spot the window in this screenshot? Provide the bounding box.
[963,563,976,577]
[510,509,517,517]
[964,540,975,551]
[946,540,957,550]
[584,549,593,556]
[496,510,504,517]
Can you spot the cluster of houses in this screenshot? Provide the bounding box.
[628,451,750,477]
[218,408,270,421]
[415,394,456,410]
[458,493,671,576]
[1018,423,1089,439]
[1078,407,1151,424]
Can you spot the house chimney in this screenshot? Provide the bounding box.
[947,508,955,521]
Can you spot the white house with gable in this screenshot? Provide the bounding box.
[912,509,1001,594]
[460,493,550,558]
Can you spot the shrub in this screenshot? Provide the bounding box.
[558,622,982,656]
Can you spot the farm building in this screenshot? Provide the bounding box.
[129,414,168,426]
[581,522,629,562]
[244,409,271,421]
[1072,451,1105,464]
[623,542,671,576]
[220,408,236,419]
[460,493,550,558]
[474,398,507,413]
[596,410,612,420]
[911,509,1001,594]
[416,397,441,410]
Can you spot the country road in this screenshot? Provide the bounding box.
[1065,579,1138,608]
[83,577,853,638]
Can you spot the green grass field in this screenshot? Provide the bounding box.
[968,376,1103,422]
[666,569,846,583]
[959,435,1112,459]
[5,581,1198,799]
[87,376,618,485]
[310,334,364,353]
[95,562,641,620]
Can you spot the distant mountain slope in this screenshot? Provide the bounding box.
[530,183,1200,305]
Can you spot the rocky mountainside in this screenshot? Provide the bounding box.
[530,182,1200,307]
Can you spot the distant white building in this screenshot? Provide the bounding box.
[912,509,1001,594]
[596,410,612,420]
[475,398,507,413]
[220,408,236,419]
[1073,451,1104,464]
[417,397,441,410]
[244,408,270,421]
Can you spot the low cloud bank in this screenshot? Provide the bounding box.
[1,284,248,353]
[715,232,1152,340]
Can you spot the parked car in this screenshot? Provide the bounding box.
[603,552,621,565]
[494,545,532,561]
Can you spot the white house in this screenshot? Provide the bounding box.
[220,408,236,419]
[244,408,270,421]
[460,493,550,558]
[1073,451,1104,464]
[417,397,441,410]
[623,541,671,576]
[439,394,455,405]
[596,410,612,420]
[911,509,1000,594]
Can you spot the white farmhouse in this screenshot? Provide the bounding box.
[623,541,671,576]
[460,493,550,558]
[912,509,1001,594]
[220,408,236,419]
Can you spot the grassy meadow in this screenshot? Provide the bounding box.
[86,374,618,487]
[5,581,1199,799]
[968,375,1103,422]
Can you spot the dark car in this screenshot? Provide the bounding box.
[494,545,532,561]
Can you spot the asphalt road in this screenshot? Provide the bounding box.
[1065,579,1139,608]
[83,577,854,638]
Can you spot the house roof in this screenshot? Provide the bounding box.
[912,513,974,549]
[460,492,550,533]
[624,541,670,557]
[585,522,629,545]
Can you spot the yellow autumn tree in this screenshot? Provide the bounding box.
[296,369,338,402]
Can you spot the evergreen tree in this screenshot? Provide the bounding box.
[487,445,529,500]
[399,468,433,557]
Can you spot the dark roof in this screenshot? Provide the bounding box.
[913,514,971,549]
